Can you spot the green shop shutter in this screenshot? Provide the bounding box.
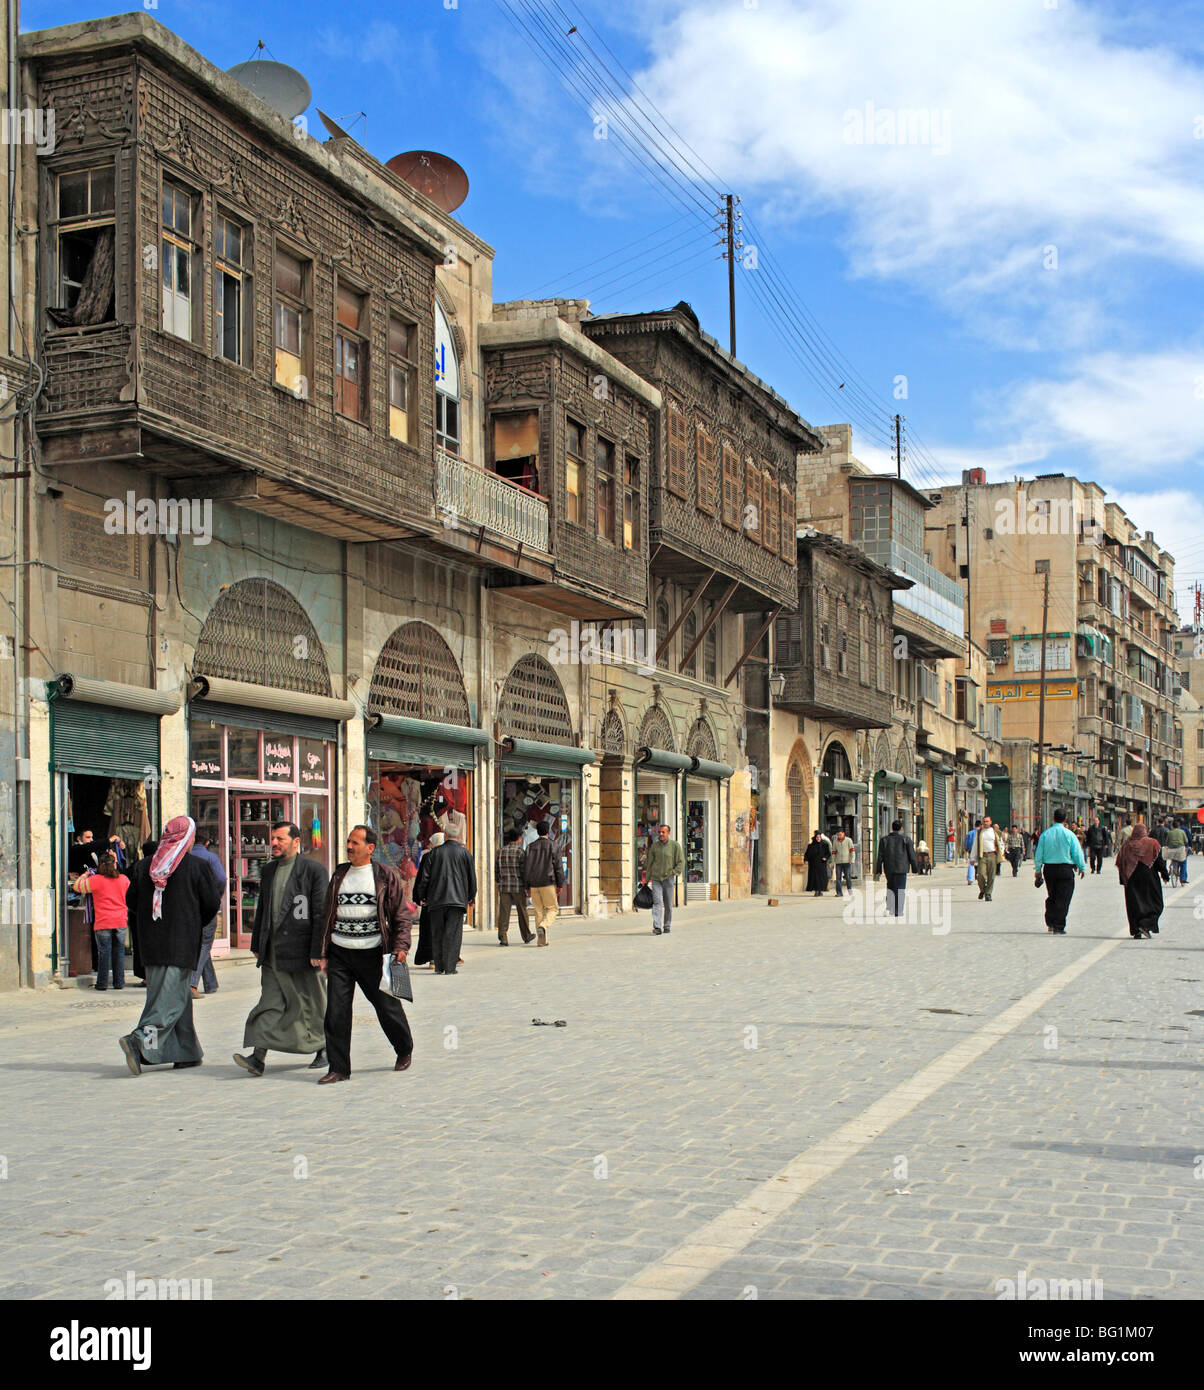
[500,738,596,779]
[637,747,693,774]
[53,700,160,777]
[365,715,489,770]
[191,699,337,742]
[689,758,735,781]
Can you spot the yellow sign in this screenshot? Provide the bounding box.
[987,680,1077,702]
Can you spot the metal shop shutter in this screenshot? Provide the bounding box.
[52,701,161,778]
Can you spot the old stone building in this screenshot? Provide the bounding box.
[765,532,902,893]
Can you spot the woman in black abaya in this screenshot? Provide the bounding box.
[1114,823,1169,939]
[803,831,831,897]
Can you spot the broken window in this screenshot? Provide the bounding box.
[48,164,116,327]
[274,247,311,398]
[388,315,417,444]
[490,411,541,494]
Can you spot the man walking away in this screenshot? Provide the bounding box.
[1165,821,1190,885]
[495,827,532,945]
[190,837,227,997]
[975,816,1000,901]
[118,816,221,1075]
[523,821,564,946]
[234,821,329,1076]
[1116,819,1133,851]
[317,825,413,1084]
[1033,808,1086,934]
[413,822,476,974]
[644,823,684,936]
[832,829,855,897]
[874,820,920,919]
[1085,816,1107,875]
[1005,826,1023,877]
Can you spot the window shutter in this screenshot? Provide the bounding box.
[667,403,688,497]
[762,469,777,553]
[722,442,740,528]
[780,482,794,558]
[744,459,761,538]
[696,424,716,514]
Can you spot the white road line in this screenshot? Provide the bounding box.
[613,883,1192,1300]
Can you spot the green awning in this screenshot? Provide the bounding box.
[637,747,693,774]
[500,737,596,778]
[876,771,904,786]
[822,777,870,795]
[901,776,923,789]
[689,757,734,781]
[365,714,489,769]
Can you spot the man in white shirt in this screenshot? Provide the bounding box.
[975,816,1000,901]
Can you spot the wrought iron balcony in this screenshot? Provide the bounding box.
[436,448,550,553]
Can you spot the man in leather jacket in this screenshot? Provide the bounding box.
[874,819,920,918]
[413,822,477,975]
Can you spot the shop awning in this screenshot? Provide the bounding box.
[825,777,870,795]
[688,757,734,781]
[901,776,923,789]
[51,674,183,715]
[365,713,489,769]
[190,675,356,723]
[637,747,693,774]
[876,771,904,786]
[500,737,596,778]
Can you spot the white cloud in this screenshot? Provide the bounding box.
[608,0,1204,343]
[999,349,1204,474]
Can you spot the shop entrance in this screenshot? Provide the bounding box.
[500,775,576,909]
[368,762,473,918]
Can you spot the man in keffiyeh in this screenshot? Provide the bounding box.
[119,816,222,1076]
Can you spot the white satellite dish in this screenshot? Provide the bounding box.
[227,59,312,120]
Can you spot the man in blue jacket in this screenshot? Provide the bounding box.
[1033,808,1086,934]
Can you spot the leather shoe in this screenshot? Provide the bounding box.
[309,1049,327,1069]
[395,1054,412,1071]
[233,1052,265,1077]
[318,1071,349,1084]
[118,1036,142,1076]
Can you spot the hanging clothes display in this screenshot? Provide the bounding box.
[105,778,151,867]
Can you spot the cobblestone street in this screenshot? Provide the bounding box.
[2,864,1202,1301]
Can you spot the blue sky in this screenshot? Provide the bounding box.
[24,0,1204,611]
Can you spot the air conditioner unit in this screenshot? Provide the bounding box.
[1042,767,1059,790]
[986,660,996,674]
[960,774,982,792]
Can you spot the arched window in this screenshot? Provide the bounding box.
[788,760,806,856]
[435,301,460,455]
[655,595,670,670]
[682,610,698,678]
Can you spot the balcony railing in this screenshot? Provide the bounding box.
[861,540,964,641]
[436,448,550,553]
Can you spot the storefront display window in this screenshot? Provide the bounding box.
[189,719,334,951]
[500,775,576,907]
[369,762,472,909]
[637,792,666,874]
[686,799,708,883]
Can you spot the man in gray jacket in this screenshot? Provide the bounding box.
[644,823,685,936]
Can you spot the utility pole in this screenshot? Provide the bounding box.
[894,414,903,479]
[1034,562,1051,833]
[725,194,737,356]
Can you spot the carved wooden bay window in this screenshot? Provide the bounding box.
[48,163,116,327]
[388,314,417,444]
[335,281,369,422]
[215,210,251,366]
[273,245,311,398]
[161,177,200,342]
[491,410,542,494]
[565,416,586,524]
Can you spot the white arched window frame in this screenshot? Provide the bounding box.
[435,301,460,455]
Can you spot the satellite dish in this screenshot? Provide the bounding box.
[227,59,312,120]
[386,150,469,214]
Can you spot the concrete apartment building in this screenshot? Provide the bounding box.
[1173,625,1204,818]
[926,474,1181,831]
[792,426,1000,864]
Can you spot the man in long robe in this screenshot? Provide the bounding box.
[234,821,329,1076]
